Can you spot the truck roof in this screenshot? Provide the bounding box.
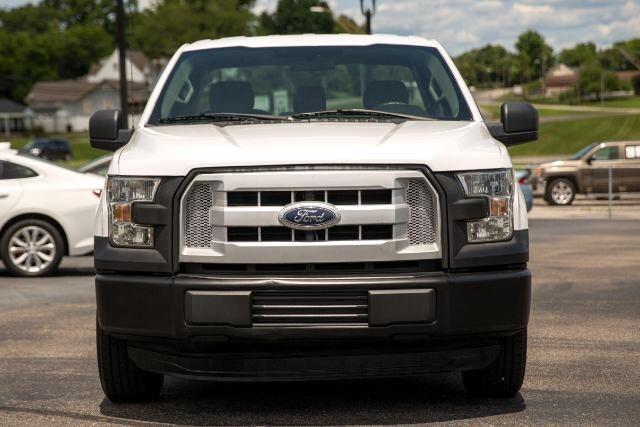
[182,34,439,52]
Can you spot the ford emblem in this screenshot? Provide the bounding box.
[278,202,341,230]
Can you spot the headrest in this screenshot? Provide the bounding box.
[209,81,254,113]
[294,86,327,113]
[363,80,409,109]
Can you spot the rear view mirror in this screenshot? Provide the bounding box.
[89,110,132,151]
[488,102,539,146]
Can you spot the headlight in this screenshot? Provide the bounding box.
[457,169,514,243]
[107,176,160,248]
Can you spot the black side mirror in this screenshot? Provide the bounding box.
[487,102,538,146]
[89,110,133,151]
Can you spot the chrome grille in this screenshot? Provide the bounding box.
[406,179,437,245]
[180,169,441,264]
[252,290,368,326]
[184,182,213,248]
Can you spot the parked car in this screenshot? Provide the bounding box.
[90,34,537,402]
[19,138,72,161]
[77,154,113,176]
[532,141,640,205]
[516,169,533,212]
[0,143,103,277]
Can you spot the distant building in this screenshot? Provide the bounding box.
[615,70,640,84]
[25,49,162,133]
[544,64,579,96]
[0,99,32,136]
[26,79,149,133]
[87,49,163,87]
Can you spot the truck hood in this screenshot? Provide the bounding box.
[114,120,511,176]
[539,159,583,170]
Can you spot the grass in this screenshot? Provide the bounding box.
[509,113,640,156]
[583,96,640,109]
[5,133,108,169]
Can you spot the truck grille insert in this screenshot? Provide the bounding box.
[184,182,214,248]
[252,290,369,326]
[180,169,440,263]
[406,179,437,245]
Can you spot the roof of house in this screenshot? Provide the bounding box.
[88,50,152,77]
[0,98,28,114]
[26,79,149,105]
[615,70,640,82]
[545,63,579,88]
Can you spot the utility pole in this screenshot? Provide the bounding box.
[116,0,129,128]
[359,0,376,34]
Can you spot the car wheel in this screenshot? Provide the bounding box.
[545,178,576,206]
[0,219,64,277]
[97,319,164,402]
[462,329,527,398]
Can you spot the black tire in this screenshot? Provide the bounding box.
[545,178,576,206]
[462,329,527,398]
[0,219,64,277]
[97,320,164,403]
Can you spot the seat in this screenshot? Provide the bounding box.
[294,86,327,113]
[209,81,255,113]
[363,80,409,109]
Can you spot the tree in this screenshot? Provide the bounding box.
[258,0,336,35]
[454,44,517,88]
[131,0,255,58]
[514,30,553,82]
[558,42,597,67]
[579,60,623,100]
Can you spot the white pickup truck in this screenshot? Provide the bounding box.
[90,34,537,402]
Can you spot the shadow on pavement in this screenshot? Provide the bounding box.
[99,375,525,425]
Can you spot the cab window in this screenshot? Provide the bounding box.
[0,160,38,180]
[624,145,640,159]
[591,146,619,161]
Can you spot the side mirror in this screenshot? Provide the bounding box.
[89,110,132,151]
[487,102,538,146]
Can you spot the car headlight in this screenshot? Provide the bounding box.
[457,169,514,243]
[107,176,160,248]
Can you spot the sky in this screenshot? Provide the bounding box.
[2,0,638,55]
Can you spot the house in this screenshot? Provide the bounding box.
[25,49,159,133]
[544,63,579,96]
[87,49,164,86]
[0,99,33,136]
[26,79,149,133]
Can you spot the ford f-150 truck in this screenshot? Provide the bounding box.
[90,34,538,402]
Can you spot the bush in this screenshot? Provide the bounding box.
[558,88,580,105]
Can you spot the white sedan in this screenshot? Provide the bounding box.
[0,143,104,276]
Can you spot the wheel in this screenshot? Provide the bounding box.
[97,320,164,402]
[462,329,527,398]
[0,219,64,277]
[545,178,576,206]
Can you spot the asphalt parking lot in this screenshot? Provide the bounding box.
[0,217,639,425]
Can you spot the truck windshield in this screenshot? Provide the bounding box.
[148,44,473,125]
[570,143,598,160]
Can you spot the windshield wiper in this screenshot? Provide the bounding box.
[290,109,431,121]
[158,112,285,124]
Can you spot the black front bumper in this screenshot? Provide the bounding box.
[96,268,530,380]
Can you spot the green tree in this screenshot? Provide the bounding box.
[131,0,255,58]
[558,42,597,67]
[258,0,336,35]
[514,30,553,82]
[454,44,516,88]
[579,60,623,100]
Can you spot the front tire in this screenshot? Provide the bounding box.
[0,219,64,277]
[97,320,164,402]
[545,178,576,206]
[462,329,527,398]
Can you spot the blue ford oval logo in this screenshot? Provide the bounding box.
[278,202,341,230]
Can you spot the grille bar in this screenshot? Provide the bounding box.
[252,291,369,326]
